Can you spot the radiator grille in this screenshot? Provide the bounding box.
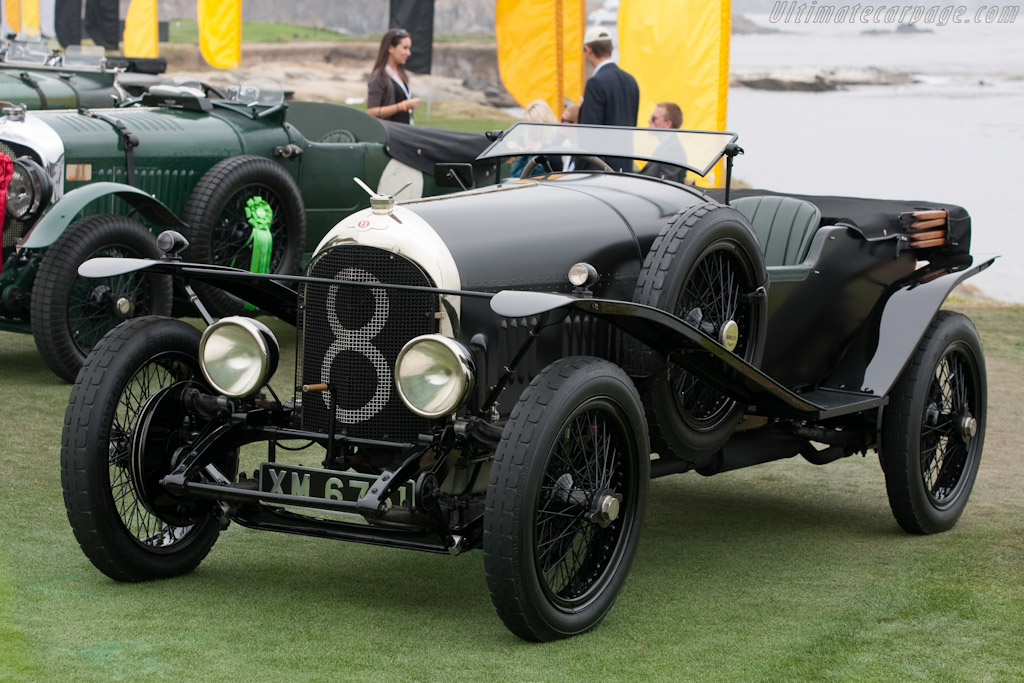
[299,245,439,442]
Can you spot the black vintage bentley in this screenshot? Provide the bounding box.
[61,123,992,641]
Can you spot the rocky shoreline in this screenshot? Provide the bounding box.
[161,40,921,109]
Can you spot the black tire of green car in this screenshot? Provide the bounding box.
[632,202,767,459]
[182,155,306,318]
[61,316,226,581]
[484,357,650,641]
[30,214,173,383]
[881,310,986,534]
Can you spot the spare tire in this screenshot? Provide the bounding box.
[182,155,305,318]
[632,202,768,460]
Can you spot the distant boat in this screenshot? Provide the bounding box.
[896,22,933,33]
[862,22,934,35]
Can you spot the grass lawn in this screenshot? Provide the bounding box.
[168,19,356,44]
[0,301,1022,681]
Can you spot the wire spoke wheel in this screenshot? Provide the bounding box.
[183,155,305,318]
[209,184,288,272]
[108,356,199,549]
[30,214,172,383]
[535,403,635,608]
[674,246,754,429]
[632,203,766,457]
[62,317,225,581]
[881,311,986,534]
[485,358,649,641]
[919,343,979,507]
[67,245,156,357]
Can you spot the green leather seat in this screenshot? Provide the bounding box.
[730,196,822,267]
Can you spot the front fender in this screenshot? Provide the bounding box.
[20,182,187,249]
[489,290,822,416]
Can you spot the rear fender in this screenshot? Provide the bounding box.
[20,182,187,249]
[824,255,996,396]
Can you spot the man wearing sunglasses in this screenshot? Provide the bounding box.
[641,102,692,185]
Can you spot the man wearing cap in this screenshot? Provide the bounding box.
[579,26,640,171]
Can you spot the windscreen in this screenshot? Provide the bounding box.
[478,122,737,177]
[3,37,50,65]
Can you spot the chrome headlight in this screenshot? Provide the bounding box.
[395,335,475,418]
[199,317,280,398]
[6,156,52,222]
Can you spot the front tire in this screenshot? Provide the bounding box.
[30,215,172,383]
[61,316,223,581]
[182,155,305,318]
[484,358,649,641]
[881,311,986,534]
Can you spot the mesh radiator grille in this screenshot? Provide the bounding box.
[299,245,439,443]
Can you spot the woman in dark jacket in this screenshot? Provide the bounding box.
[367,28,421,124]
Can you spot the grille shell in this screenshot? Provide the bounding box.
[298,245,439,443]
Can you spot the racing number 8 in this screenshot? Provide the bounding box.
[320,267,391,423]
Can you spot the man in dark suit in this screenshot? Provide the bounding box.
[579,26,640,171]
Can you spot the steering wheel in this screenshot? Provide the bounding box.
[519,154,613,179]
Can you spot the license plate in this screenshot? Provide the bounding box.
[259,463,414,506]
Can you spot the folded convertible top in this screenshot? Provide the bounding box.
[709,188,971,254]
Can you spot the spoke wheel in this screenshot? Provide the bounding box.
[633,202,767,459]
[61,316,225,581]
[881,311,986,534]
[183,155,305,318]
[30,215,172,383]
[672,245,756,431]
[485,357,649,641]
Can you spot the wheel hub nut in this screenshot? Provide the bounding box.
[596,494,620,525]
[115,297,133,317]
[961,415,978,441]
[719,320,739,352]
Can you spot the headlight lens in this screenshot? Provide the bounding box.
[6,156,52,221]
[395,335,475,418]
[199,317,280,398]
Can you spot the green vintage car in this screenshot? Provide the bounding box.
[0,36,168,110]
[0,79,492,381]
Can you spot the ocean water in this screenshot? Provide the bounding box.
[728,17,1024,301]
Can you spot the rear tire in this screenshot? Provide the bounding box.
[30,215,172,383]
[484,357,649,641]
[61,316,223,581]
[881,311,986,534]
[182,155,305,318]
[632,203,767,459]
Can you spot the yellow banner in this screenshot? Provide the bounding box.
[198,0,241,69]
[619,0,731,186]
[5,0,20,33]
[124,0,159,58]
[496,0,584,118]
[20,0,38,35]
